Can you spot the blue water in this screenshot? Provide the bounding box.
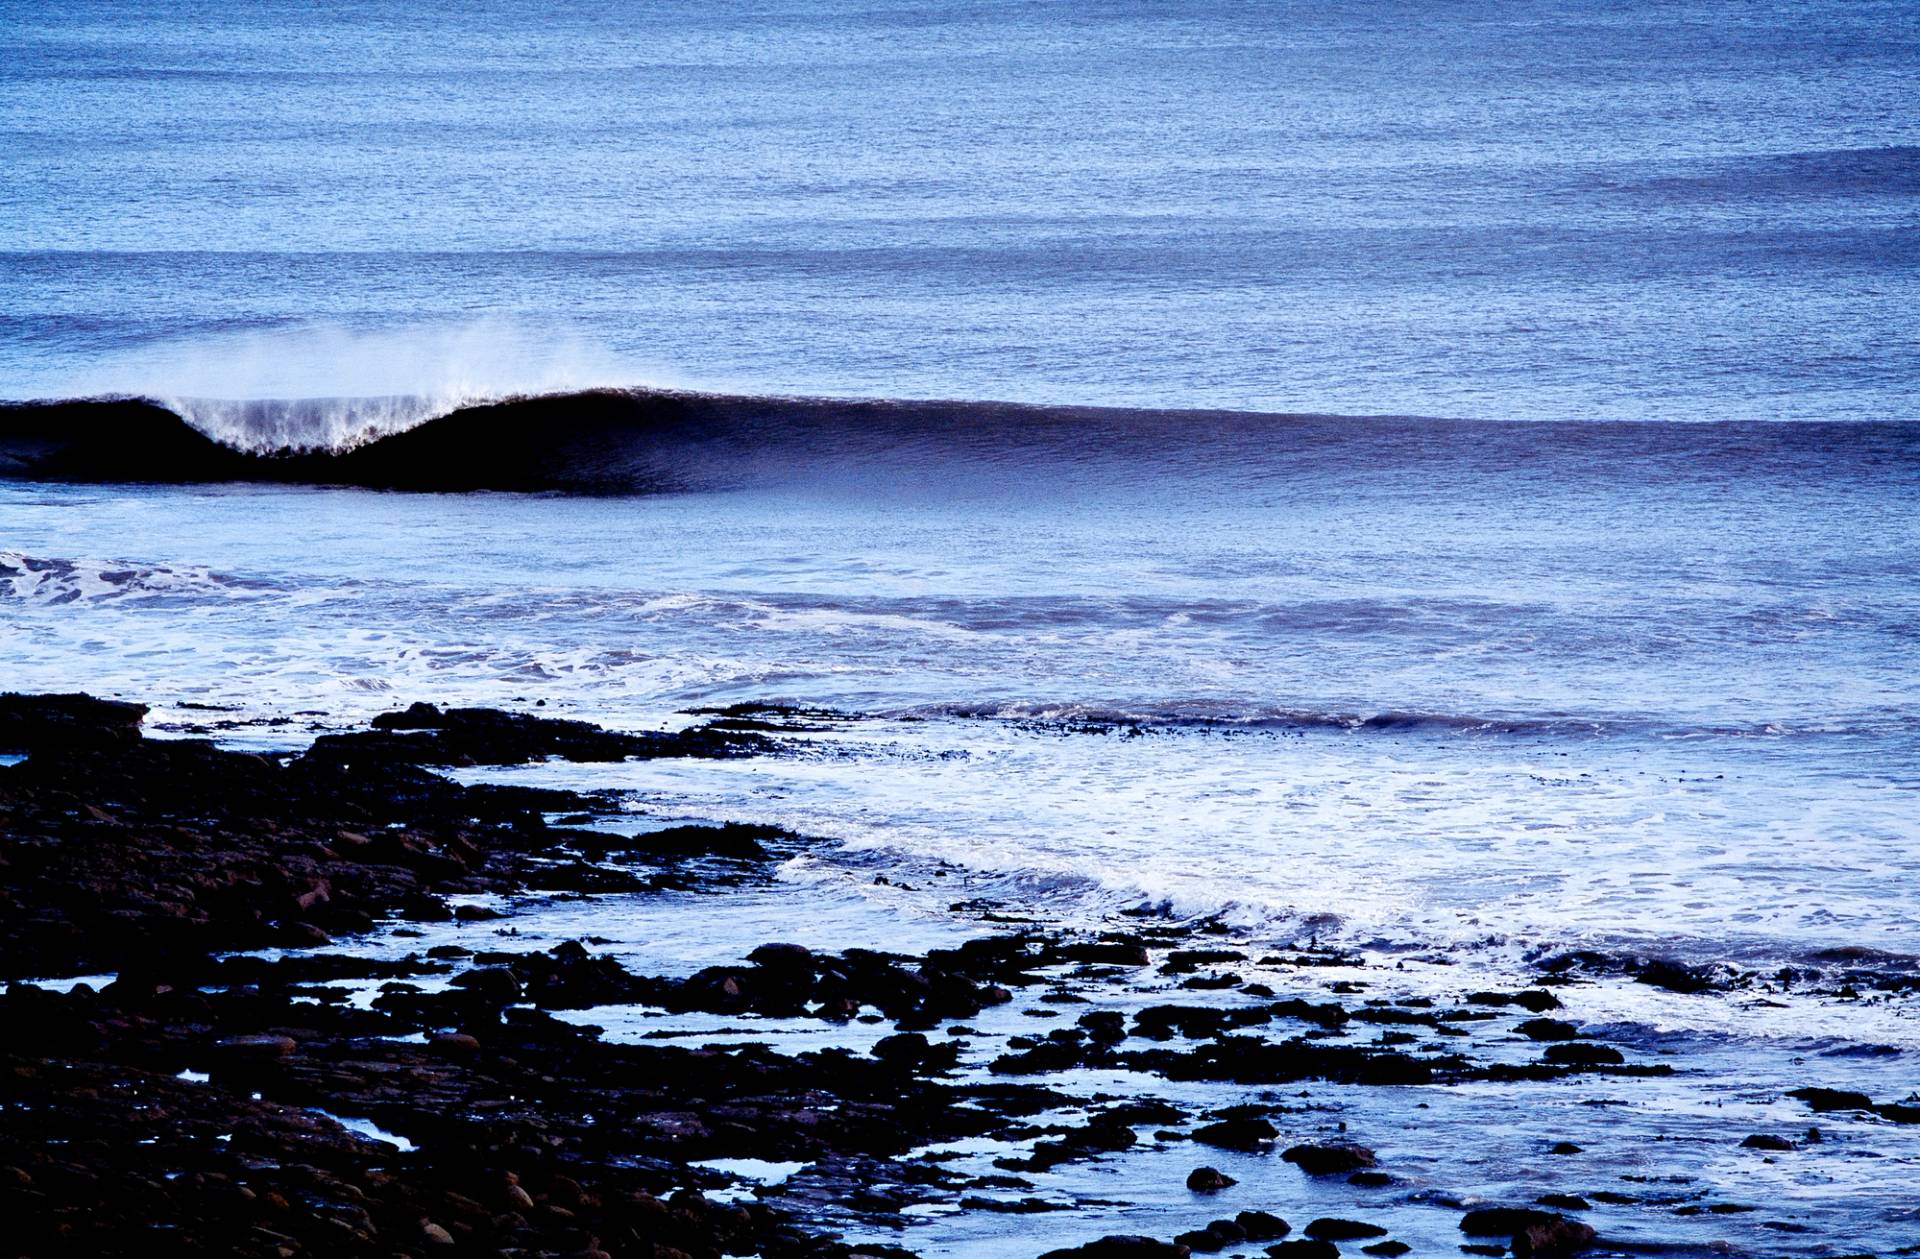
[3,0,1918,418]
[5,3,1920,1252]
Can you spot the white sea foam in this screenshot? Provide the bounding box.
[0,551,270,605]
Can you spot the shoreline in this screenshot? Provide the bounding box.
[2,693,1915,1258]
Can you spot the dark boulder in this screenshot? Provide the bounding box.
[1191,1116,1277,1150]
[1282,1143,1376,1175]
[1515,1217,1597,1259]
[1515,1018,1579,1041]
[1235,1210,1290,1240]
[1266,1242,1338,1259]
[1038,1237,1190,1259]
[1787,1087,1872,1112]
[1460,1207,1559,1235]
[1542,1042,1623,1068]
[1740,1133,1795,1151]
[1306,1218,1387,1241]
[1186,1166,1237,1192]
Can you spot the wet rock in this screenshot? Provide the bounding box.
[1191,1116,1277,1150]
[451,966,523,1003]
[1536,1194,1589,1211]
[872,1031,961,1073]
[991,1040,1089,1075]
[1541,1042,1623,1068]
[1176,1219,1248,1251]
[1514,1018,1578,1041]
[0,692,146,750]
[1161,948,1247,973]
[1460,1207,1560,1235]
[1102,1099,1185,1126]
[1270,999,1350,1030]
[1038,1236,1191,1259]
[1548,1142,1582,1154]
[1361,1244,1410,1257]
[1282,1143,1376,1175]
[747,941,813,971]
[963,1195,1072,1213]
[1187,1166,1237,1192]
[1632,957,1721,993]
[1265,1242,1338,1259]
[1235,1210,1291,1240]
[1740,1133,1795,1151]
[1306,1218,1387,1241]
[1467,989,1561,1012]
[1051,938,1152,967]
[212,1033,297,1061]
[1786,1086,1872,1112]
[1514,1217,1597,1259]
[1347,1171,1392,1187]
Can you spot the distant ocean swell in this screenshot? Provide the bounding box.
[3,389,1917,494]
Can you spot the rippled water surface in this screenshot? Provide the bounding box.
[4,0,1919,418]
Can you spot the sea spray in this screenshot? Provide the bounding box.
[50,318,665,453]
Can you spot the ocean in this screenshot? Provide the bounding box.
[3,0,1918,1252]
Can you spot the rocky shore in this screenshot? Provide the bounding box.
[2,694,1914,1259]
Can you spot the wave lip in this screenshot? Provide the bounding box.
[160,392,475,455]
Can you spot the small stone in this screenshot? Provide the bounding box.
[421,1221,455,1245]
[1740,1134,1794,1151]
[1306,1218,1388,1241]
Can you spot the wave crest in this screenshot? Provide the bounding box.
[30,318,665,455]
[161,393,473,455]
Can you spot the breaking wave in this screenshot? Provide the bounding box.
[4,386,1915,495]
[27,319,662,455]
